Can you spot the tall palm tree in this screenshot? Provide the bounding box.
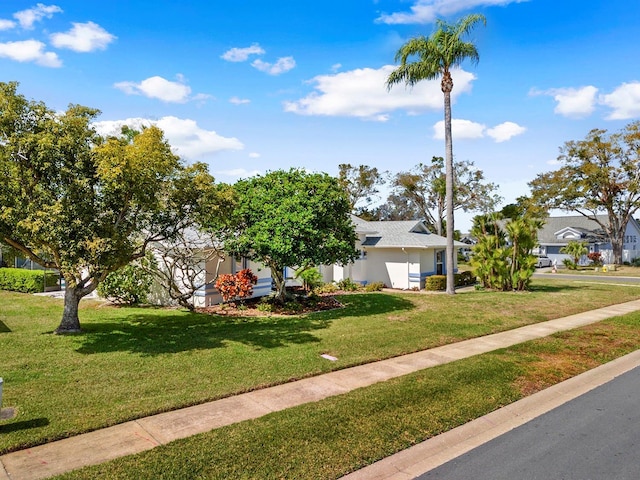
[386,13,486,294]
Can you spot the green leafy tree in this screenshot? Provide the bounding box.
[560,240,588,269]
[529,121,640,264]
[386,13,486,294]
[337,163,385,214]
[97,256,155,305]
[0,82,218,333]
[392,157,500,236]
[221,169,358,303]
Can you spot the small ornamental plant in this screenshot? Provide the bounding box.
[214,269,258,303]
[588,252,603,266]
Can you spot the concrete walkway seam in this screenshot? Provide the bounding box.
[2,299,640,480]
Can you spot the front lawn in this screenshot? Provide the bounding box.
[1,278,639,454]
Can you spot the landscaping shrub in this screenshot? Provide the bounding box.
[425,275,447,291]
[296,267,324,292]
[562,258,577,270]
[98,262,154,305]
[0,268,58,293]
[587,252,603,266]
[632,258,640,267]
[337,278,360,291]
[214,269,259,303]
[364,281,385,292]
[455,270,476,287]
[314,282,338,294]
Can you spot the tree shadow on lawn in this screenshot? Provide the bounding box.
[75,294,415,356]
[528,283,583,293]
[0,320,10,332]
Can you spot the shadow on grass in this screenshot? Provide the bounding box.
[0,417,49,433]
[0,320,10,333]
[76,294,415,356]
[528,283,583,293]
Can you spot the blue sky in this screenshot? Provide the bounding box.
[1,0,639,231]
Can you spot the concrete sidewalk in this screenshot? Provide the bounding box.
[2,299,640,480]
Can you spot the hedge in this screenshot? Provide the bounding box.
[424,271,477,291]
[0,268,59,293]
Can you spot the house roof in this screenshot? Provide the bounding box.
[353,216,465,249]
[537,215,609,245]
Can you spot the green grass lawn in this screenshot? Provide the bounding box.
[56,313,640,480]
[1,278,639,454]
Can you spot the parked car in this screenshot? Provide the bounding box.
[535,254,553,268]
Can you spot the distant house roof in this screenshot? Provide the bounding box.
[352,215,465,249]
[537,215,609,245]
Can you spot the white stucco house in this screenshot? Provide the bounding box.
[534,215,640,265]
[320,216,465,290]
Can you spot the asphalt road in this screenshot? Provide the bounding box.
[416,366,640,480]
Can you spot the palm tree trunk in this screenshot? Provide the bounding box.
[443,86,455,295]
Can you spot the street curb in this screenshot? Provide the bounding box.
[340,349,640,479]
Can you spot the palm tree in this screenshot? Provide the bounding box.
[386,13,486,294]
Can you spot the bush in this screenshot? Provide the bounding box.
[98,262,154,305]
[562,258,577,270]
[587,252,603,266]
[425,275,447,291]
[0,268,59,293]
[632,257,640,267]
[296,267,324,291]
[455,271,476,287]
[337,278,360,291]
[256,299,273,313]
[364,281,385,292]
[214,269,259,303]
[314,282,338,294]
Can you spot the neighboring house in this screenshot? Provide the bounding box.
[534,215,640,265]
[320,216,465,290]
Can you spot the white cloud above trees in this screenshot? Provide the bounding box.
[433,119,525,142]
[50,21,116,52]
[284,65,475,121]
[221,43,295,75]
[0,39,61,67]
[376,0,527,24]
[600,82,640,120]
[93,116,244,159]
[114,75,210,104]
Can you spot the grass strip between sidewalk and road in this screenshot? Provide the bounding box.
[56,312,640,479]
[1,278,640,454]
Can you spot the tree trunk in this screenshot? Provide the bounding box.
[442,77,456,295]
[55,285,83,334]
[271,267,287,304]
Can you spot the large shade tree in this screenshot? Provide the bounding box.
[337,163,385,214]
[386,13,486,294]
[0,82,218,333]
[220,169,358,303]
[392,156,500,236]
[529,121,640,264]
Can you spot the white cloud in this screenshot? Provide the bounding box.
[331,63,342,72]
[433,119,485,140]
[284,65,475,121]
[50,21,116,52]
[0,19,16,30]
[248,152,261,158]
[433,119,525,142]
[221,44,265,62]
[251,56,296,75]
[215,168,262,178]
[229,96,251,105]
[93,117,244,159]
[14,3,62,29]
[531,86,598,118]
[376,0,526,24]
[600,82,640,120]
[114,76,199,103]
[486,121,526,142]
[0,40,61,67]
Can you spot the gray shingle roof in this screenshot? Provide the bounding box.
[537,215,608,244]
[354,216,464,249]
